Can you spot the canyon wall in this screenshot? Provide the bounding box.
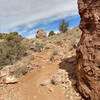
[76,0,100,100]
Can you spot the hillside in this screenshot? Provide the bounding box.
[0,27,83,100]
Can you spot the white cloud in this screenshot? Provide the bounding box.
[0,0,78,33]
[26,34,35,39]
[23,29,36,38]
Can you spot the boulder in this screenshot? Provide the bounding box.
[76,0,100,100]
[36,29,47,39]
[0,75,18,84]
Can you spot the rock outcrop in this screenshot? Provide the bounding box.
[0,75,18,84]
[36,29,47,39]
[76,0,100,100]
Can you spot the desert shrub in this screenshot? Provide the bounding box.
[0,33,27,68]
[14,66,28,78]
[55,40,62,46]
[10,32,19,36]
[33,39,43,52]
[52,50,59,56]
[29,54,34,60]
[50,50,59,61]
[48,31,55,37]
[0,32,19,40]
[33,39,42,46]
[51,79,55,85]
[0,33,7,39]
[59,19,69,33]
[0,34,3,39]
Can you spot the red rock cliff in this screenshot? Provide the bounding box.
[76,0,100,100]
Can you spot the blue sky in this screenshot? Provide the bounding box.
[21,15,80,38]
[0,0,80,38]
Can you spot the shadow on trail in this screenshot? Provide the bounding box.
[59,56,78,89]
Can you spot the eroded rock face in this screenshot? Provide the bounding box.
[76,0,100,100]
[36,29,47,39]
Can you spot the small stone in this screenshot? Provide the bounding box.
[76,93,80,97]
[40,80,51,86]
[48,87,54,92]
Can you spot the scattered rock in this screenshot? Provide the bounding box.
[28,64,41,72]
[50,54,65,63]
[51,69,69,85]
[51,69,81,100]
[0,65,15,78]
[40,69,81,100]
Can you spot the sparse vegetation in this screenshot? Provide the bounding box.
[52,50,59,56]
[0,33,8,39]
[59,19,69,33]
[0,32,20,39]
[50,50,59,61]
[0,32,27,68]
[14,66,29,78]
[33,39,43,52]
[0,27,82,100]
[48,31,55,37]
[55,40,62,46]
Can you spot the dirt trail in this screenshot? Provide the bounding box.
[0,27,82,100]
[0,51,67,100]
[16,63,66,100]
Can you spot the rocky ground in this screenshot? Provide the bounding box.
[0,27,83,100]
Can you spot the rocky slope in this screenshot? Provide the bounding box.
[76,0,100,100]
[0,27,83,100]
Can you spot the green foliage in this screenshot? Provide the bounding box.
[48,31,55,37]
[10,32,19,36]
[33,39,42,46]
[59,19,69,33]
[0,32,27,68]
[0,32,20,40]
[33,39,43,52]
[0,33,7,39]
